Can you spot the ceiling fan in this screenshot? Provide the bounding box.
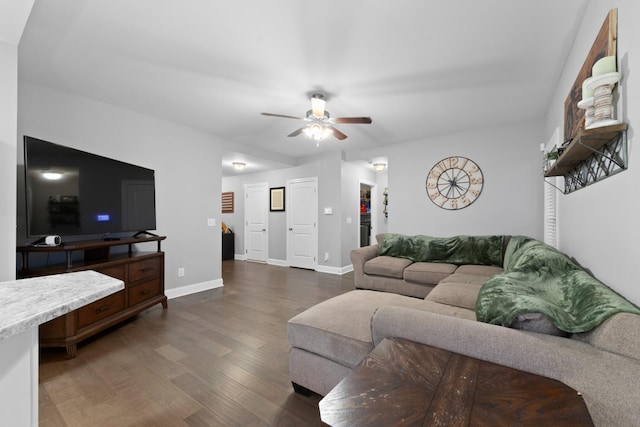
[261,93,372,143]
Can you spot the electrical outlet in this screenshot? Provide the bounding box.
[178,267,185,277]
[207,218,216,227]
[324,252,329,262]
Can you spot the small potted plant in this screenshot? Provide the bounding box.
[545,149,559,171]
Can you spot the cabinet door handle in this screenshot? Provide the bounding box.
[141,289,153,295]
[140,267,154,273]
[96,303,114,313]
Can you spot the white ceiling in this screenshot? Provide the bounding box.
[18,0,589,176]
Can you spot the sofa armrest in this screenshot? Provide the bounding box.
[371,306,592,380]
[350,245,378,285]
[371,306,640,426]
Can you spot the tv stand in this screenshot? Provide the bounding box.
[134,230,159,238]
[16,235,167,358]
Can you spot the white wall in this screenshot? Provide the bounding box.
[544,0,640,305]
[387,120,544,238]
[0,41,18,282]
[1,4,38,425]
[317,152,344,270]
[375,170,389,236]
[18,82,223,293]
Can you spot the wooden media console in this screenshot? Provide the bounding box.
[17,235,167,358]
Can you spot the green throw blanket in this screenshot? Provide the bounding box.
[476,238,640,333]
[377,234,504,266]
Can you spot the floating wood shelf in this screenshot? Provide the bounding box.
[545,123,627,178]
[544,123,628,193]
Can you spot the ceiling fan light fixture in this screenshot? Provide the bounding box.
[373,163,386,172]
[310,94,326,118]
[303,123,332,141]
[232,162,246,170]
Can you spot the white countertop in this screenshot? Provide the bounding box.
[0,270,124,341]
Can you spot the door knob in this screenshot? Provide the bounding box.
[262,229,266,232]
[289,228,293,231]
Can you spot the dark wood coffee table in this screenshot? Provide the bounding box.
[319,337,593,426]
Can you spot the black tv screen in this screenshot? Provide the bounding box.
[23,136,157,237]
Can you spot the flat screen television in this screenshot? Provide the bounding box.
[23,136,157,239]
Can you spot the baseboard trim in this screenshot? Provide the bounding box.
[225,258,353,275]
[267,258,289,267]
[340,264,354,274]
[315,264,353,275]
[166,279,223,299]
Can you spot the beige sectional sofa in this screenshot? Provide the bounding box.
[351,235,504,300]
[287,234,640,427]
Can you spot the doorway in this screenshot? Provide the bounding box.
[359,181,376,247]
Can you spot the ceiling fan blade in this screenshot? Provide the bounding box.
[287,127,305,137]
[328,126,348,140]
[261,112,303,120]
[334,117,372,124]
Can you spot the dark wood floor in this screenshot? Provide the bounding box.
[39,260,356,426]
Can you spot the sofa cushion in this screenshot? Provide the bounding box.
[287,290,429,368]
[425,281,483,310]
[455,264,503,277]
[403,262,457,285]
[439,273,491,286]
[404,299,476,321]
[364,256,413,279]
[356,275,435,299]
[424,263,500,310]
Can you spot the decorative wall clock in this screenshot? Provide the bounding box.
[426,156,484,210]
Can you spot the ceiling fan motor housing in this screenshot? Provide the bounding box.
[306,110,330,120]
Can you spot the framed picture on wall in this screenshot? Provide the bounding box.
[564,9,617,141]
[270,187,285,211]
[221,191,234,213]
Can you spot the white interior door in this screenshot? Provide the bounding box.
[244,183,268,262]
[287,177,318,269]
